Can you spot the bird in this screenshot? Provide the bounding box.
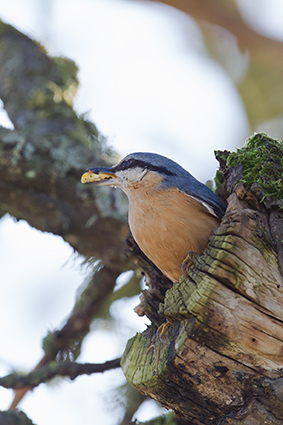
[81,152,226,282]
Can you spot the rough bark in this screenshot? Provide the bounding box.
[121,134,283,424]
[0,21,129,268]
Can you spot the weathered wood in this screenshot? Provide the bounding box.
[121,135,283,424]
[122,321,256,424]
[159,193,283,375]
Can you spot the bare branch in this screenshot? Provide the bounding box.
[9,264,122,409]
[0,359,121,390]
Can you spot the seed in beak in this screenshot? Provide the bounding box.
[81,171,116,184]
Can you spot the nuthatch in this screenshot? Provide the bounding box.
[81,152,226,282]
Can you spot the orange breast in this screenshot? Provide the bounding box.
[128,187,220,282]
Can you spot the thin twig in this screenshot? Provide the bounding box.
[0,358,121,390]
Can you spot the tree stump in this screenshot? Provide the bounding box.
[121,134,283,424]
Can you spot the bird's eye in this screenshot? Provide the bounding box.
[121,160,129,169]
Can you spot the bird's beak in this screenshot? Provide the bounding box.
[81,167,118,186]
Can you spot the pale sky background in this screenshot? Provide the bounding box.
[0,1,283,424]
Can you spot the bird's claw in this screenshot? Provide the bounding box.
[146,343,158,360]
[181,250,196,275]
[156,318,175,344]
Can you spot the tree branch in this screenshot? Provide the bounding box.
[9,263,121,409]
[0,22,172,414]
[0,21,129,267]
[0,359,121,390]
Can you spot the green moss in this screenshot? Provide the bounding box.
[227,133,283,201]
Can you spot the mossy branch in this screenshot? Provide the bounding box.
[226,133,283,203]
[0,20,128,266]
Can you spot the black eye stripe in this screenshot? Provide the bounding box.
[112,159,134,172]
[113,159,175,176]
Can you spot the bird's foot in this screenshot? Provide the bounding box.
[146,343,158,360]
[156,318,175,344]
[181,250,196,275]
[145,319,175,361]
